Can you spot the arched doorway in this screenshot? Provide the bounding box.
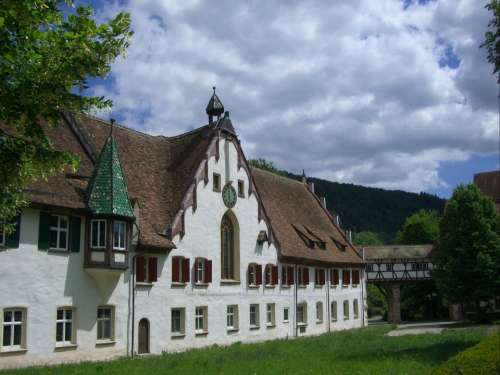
[138,318,149,354]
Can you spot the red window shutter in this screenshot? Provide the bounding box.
[303,267,309,284]
[182,258,190,283]
[256,264,262,285]
[272,265,278,285]
[333,269,339,285]
[247,264,251,286]
[343,270,350,285]
[172,257,180,283]
[353,270,359,284]
[148,257,158,282]
[288,266,294,285]
[315,268,318,284]
[204,259,212,283]
[320,269,325,285]
[136,256,145,283]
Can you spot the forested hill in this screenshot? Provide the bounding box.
[285,172,445,242]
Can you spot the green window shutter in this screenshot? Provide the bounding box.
[5,215,21,248]
[38,212,51,251]
[69,216,81,252]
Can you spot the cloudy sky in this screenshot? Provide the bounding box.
[85,0,499,197]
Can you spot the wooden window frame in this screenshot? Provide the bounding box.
[90,219,107,249]
[213,173,221,192]
[50,214,69,251]
[249,304,260,328]
[195,306,208,334]
[112,220,127,251]
[266,303,275,327]
[283,307,290,323]
[237,179,245,198]
[297,303,307,325]
[56,307,76,347]
[226,305,238,331]
[1,308,27,351]
[171,308,185,336]
[96,306,114,343]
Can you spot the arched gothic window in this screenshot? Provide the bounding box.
[221,213,235,280]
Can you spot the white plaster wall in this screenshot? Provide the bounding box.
[0,209,130,369]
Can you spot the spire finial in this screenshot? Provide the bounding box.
[302,169,307,183]
[213,86,216,93]
[110,118,115,137]
[206,87,224,123]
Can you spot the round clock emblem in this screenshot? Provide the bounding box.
[222,183,237,208]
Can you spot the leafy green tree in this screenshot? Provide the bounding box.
[433,184,500,318]
[248,158,287,176]
[481,0,500,81]
[0,1,132,226]
[395,209,440,244]
[353,231,384,246]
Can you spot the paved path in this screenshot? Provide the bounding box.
[386,320,464,336]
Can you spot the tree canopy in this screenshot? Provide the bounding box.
[433,184,500,306]
[395,209,440,245]
[353,231,384,246]
[248,158,287,176]
[0,0,132,225]
[481,0,500,81]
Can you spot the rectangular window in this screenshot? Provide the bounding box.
[331,301,338,322]
[97,307,114,341]
[352,270,360,286]
[367,264,373,272]
[298,267,309,286]
[343,300,349,321]
[316,302,323,323]
[238,180,245,197]
[226,305,238,331]
[172,256,190,283]
[171,308,185,335]
[2,308,26,349]
[315,268,325,286]
[386,264,393,272]
[353,299,359,319]
[249,304,259,328]
[91,219,106,249]
[248,264,256,286]
[266,303,275,326]
[195,306,207,333]
[297,303,307,325]
[331,269,339,286]
[56,307,75,345]
[283,307,290,323]
[213,173,221,192]
[342,269,351,287]
[196,258,205,283]
[113,221,126,250]
[136,256,158,283]
[50,215,68,250]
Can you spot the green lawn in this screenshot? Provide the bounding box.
[1,326,488,375]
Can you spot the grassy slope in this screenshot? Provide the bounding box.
[1,326,487,375]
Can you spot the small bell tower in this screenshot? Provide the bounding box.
[206,86,225,123]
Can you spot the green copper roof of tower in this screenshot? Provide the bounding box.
[86,136,135,218]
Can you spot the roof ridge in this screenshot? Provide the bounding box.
[250,167,306,186]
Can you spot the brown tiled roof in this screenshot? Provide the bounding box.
[251,168,363,266]
[26,113,214,250]
[361,245,433,261]
[474,170,500,211]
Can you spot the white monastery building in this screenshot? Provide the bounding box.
[0,91,366,369]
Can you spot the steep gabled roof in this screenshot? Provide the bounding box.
[251,168,363,265]
[86,135,134,218]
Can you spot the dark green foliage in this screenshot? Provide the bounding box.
[248,158,287,176]
[395,209,440,245]
[481,1,500,81]
[0,0,132,227]
[433,184,500,313]
[401,281,448,321]
[0,326,487,375]
[433,332,500,375]
[353,230,384,246]
[367,284,387,318]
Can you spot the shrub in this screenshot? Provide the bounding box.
[433,332,500,375]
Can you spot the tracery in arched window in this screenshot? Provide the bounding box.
[221,213,234,279]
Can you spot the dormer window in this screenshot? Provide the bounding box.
[91,219,106,249]
[113,221,126,251]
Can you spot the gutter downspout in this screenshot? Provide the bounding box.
[131,254,137,357]
[326,268,331,333]
[294,264,298,338]
[361,248,366,328]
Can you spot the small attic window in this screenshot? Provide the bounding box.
[213,173,221,192]
[331,237,346,252]
[238,180,245,198]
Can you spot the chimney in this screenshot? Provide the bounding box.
[335,215,341,227]
[347,230,352,244]
[321,196,327,208]
[308,181,315,194]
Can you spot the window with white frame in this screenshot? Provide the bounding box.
[113,221,126,250]
[226,305,238,331]
[97,306,114,341]
[297,303,307,325]
[343,300,349,321]
[353,299,359,319]
[283,307,290,323]
[171,308,185,335]
[213,173,221,192]
[248,264,257,286]
[196,258,205,283]
[91,219,106,249]
[195,306,207,333]
[2,308,26,350]
[56,307,75,345]
[266,304,275,326]
[0,220,5,246]
[316,302,323,323]
[249,304,259,328]
[50,215,68,250]
[331,301,338,322]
